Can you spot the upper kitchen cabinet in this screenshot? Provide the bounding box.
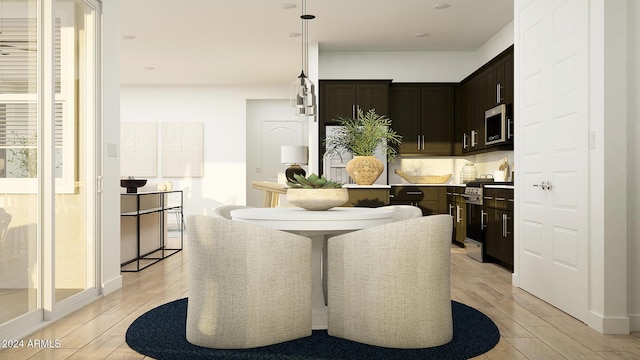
[483,46,514,109]
[460,45,514,154]
[389,84,456,156]
[319,80,392,125]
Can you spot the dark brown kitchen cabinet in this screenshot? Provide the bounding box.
[460,45,514,154]
[344,187,390,207]
[389,84,456,156]
[484,48,514,108]
[483,187,514,271]
[390,186,447,216]
[319,80,391,125]
[446,186,466,246]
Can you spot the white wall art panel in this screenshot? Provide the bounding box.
[120,122,158,178]
[161,122,204,178]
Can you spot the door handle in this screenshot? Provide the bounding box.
[533,181,553,190]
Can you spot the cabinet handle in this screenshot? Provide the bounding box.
[502,213,511,237]
[456,205,462,223]
[471,130,477,148]
[497,83,503,103]
[463,133,469,150]
[406,191,423,195]
[449,204,454,217]
[421,134,425,151]
[481,210,488,230]
[352,105,356,119]
[496,197,506,201]
[417,134,421,151]
[507,118,513,140]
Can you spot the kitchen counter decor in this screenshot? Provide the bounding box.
[395,170,452,184]
[286,173,348,211]
[324,108,402,185]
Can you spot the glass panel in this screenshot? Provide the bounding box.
[54,0,96,303]
[0,0,40,325]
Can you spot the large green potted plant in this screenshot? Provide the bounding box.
[324,108,402,185]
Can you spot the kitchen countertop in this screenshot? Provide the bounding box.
[484,184,515,190]
[390,183,515,190]
[343,184,391,189]
[390,183,462,187]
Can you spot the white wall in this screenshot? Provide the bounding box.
[627,0,640,330]
[587,0,629,333]
[102,0,122,295]
[319,51,477,83]
[120,85,289,218]
[319,21,514,83]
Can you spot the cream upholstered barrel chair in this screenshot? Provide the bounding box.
[383,204,423,220]
[212,204,254,219]
[186,215,312,349]
[327,214,453,348]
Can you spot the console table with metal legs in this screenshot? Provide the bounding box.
[120,190,183,272]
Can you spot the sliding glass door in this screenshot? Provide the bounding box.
[0,0,101,334]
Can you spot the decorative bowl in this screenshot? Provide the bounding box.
[121,179,147,193]
[286,188,349,211]
[395,170,452,184]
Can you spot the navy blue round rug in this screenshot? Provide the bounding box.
[126,298,499,360]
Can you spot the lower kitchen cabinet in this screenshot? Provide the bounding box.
[483,187,514,271]
[446,186,466,246]
[344,187,390,207]
[390,186,446,216]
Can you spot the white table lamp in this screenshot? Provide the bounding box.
[281,145,308,182]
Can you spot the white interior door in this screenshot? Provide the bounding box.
[515,0,589,322]
[246,100,308,207]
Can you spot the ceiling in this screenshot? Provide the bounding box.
[120,0,514,86]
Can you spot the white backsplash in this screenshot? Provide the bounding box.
[388,150,514,184]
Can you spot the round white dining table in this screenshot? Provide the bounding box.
[231,206,395,330]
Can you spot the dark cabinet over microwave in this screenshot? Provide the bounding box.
[389,83,456,156]
[460,45,514,154]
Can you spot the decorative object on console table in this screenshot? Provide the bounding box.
[121,177,147,193]
[324,108,402,185]
[281,145,308,183]
[286,173,347,211]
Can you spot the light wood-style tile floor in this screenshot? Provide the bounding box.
[1,242,639,359]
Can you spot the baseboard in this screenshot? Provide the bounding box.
[629,314,640,332]
[511,272,519,287]
[587,311,630,334]
[102,274,123,295]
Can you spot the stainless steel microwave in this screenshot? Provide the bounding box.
[484,104,513,146]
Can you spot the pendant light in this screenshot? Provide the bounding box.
[290,0,316,118]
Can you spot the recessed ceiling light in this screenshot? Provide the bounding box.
[122,35,136,40]
[415,32,429,38]
[282,3,296,10]
[433,3,450,10]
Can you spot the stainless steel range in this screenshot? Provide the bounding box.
[462,182,486,262]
